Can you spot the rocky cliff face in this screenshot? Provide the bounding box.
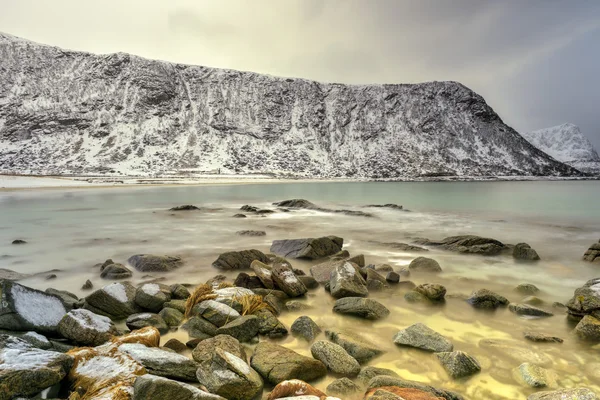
[0,33,580,178]
[522,123,600,174]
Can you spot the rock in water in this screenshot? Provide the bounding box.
[127,254,183,272]
[58,309,117,346]
[100,262,133,279]
[0,281,66,334]
[575,315,600,341]
[523,332,563,343]
[332,297,390,320]
[212,249,270,270]
[527,388,598,400]
[83,282,141,319]
[250,342,327,384]
[159,307,184,327]
[567,278,600,320]
[479,338,552,366]
[467,289,509,309]
[325,329,384,363]
[170,283,191,300]
[310,259,347,284]
[516,283,540,295]
[418,235,507,256]
[236,230,266,237]
[169,205,201,211]
[508,303,553,317]
[119,343,200,382]
[583,240,600,263]
[0,335,74,399]
[0,268,30,281]
[254,308,287,338]
[514,363,556,388]
[197,348,263,400]
[513,243,541,261]
[271,263,307,297]
[326,377,361,397]
[408,257,442,273]
[133,374,226,399]
[291,316,321,342]
[357,366,400,386]
[330,262,368,299]
[393,323,453,352]
[435,351,481,379]
[270,236,343,259]
[310,340,361,377]
[182,316,218,340]
[415,283,446,301]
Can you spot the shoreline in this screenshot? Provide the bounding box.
[0,173,597,191]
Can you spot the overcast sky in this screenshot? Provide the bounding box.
[1,0,599,148]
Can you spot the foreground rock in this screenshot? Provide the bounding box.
[467,289,509,309]
[133,374,226,399]
[509,303,553,317]
[270,236,343,259]
[58,309,117,346]
[436,351,481,379]
[527,388,598,400]
[197,347,263,400]
[120,343,199,381]
[366,376,464,400]
[83,281,141,319]
[416,235,507,256]
[567,278,600,320]
[583,240,600,263]
[0,335,74,399]
[513,243,541,261]
[333,297,390,320]
[182,316,218,340]
[330,262,368,299]
[310,259,346,284]
[251,342,327,384]
[393,323,453,352]
[212,249,270,270]
[251,261,276,289]
[575,315,600,341]
[325,329,384,363]
[408,257,442,273]
[310,340,361,377]
[128,254,183,272]
[192,299,241,327]
[0,281,67,334]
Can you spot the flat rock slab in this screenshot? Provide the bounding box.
[333,297,390,320]
[270,236,343,259]
[212,249,270,270]
[250,341,327,384]
[393,323,453,353]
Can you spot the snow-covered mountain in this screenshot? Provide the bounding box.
[522,124,600,174]
[0,33,580,178]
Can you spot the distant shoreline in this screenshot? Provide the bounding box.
[0,173,597,191]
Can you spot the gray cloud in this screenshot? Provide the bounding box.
[0,0,599,147]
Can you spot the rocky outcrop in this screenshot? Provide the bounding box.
[270,236,343,259]
[416,235,507,256]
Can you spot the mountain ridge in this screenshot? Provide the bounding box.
[0,32,581,178]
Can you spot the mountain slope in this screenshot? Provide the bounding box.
[522,123,600,174]
[0,33,579,178]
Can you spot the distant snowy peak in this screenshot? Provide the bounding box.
[522,124,600,173]
[0,32,581,179]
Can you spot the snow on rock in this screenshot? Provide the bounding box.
[141,283,161,296]
[522,123,600,174]
[58,309,116,346]
[0,280,66,334]
[103,282,129,303]
[0,32,580,179]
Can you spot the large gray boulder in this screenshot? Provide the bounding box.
[332,297,390,320]
[0,335,73,399]
[408,257,442,273]
[135,283,172,312]
[133,374,226,400]
[310,340,361,377]
[196,347,263,400]
[212,249,270,270]
[435,351,481,379]
[119,343,200,382]
[251,342,327,384]
[128,254,183,272]
[0,281,67,334]
[393,323,453,352]
[216,315,260,342]
[58,309,117,346]
[83,281,141,319]
[467,289,509,309]
[271,263,307,297]
[330,262,368,299]
[270,236,343,259]
[527,388,598,400]
[583,240,600,263]
[325,329,384,363]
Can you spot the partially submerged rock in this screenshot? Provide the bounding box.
[516,283,540,295]
[169,205,201,211]
[514,363,556,388]
[326,377,361,397]
[466,289,509,309]
[135,283,172,312]
[270,236,343,260]
[330,262,368,299]
[100,262,133,279]
[0,335,73,399]
[408,257,442,273]
[310,340,361,377]
[212,249,270,270]
[254,308,288,338]
[508,303,553,318]
[216,315,260,342]
[393,323,453,353]
[332,297,390,320]
[273,199,372,217]
[415,283,446,301]
[523,332,563,343]
[128,254,183,272]
[0,268,30,281]
[479,338,552,366]
[0,281,67,334]
[251,342,327,384]
[357,366,400,386]
[436,351,481,379]
[513,243,541,261]
[236,230,266,237]
[567,278,600,320]
[58,309,117,346]
[416,235,507,256]
[291,316,321,342]
[575,315,600,341]
[325,329,384,363]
